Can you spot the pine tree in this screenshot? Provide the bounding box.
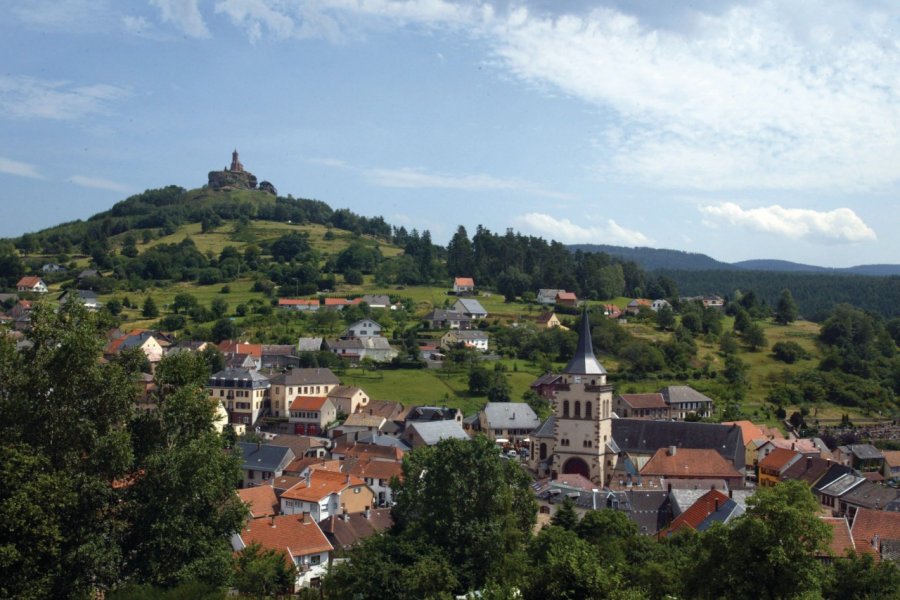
[774,288,799,324]
[142,296,159,318]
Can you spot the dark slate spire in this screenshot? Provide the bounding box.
[564,306,606,376]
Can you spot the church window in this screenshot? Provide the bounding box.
[574,401,581,418]
[562,401,569,418]
[585,402,592,418]
[540,443,547,460]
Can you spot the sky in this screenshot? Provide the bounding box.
[1,0,898,267]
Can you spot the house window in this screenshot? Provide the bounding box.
[310,554,321,566]
[563,401,569,418]
[354,487,360,494]
[574,401,581,418]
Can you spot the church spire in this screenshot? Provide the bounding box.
[564,305,606,376]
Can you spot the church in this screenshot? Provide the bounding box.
[549,308,616,484]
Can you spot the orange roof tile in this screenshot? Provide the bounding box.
[239,514,333,557]
[882,451,900,469]
[280,470,367,503]
[454,277,474,287]
[641,448,742,479]
[617,393,668,410]
[290,396,328,411]
[350,459,404,481]
[556,292,577,301]
[759,448,801,471]
[821,517,855,557]
[278,298,318,306]
[16,276,44,287]
[664,489,731,535]
[851,508,900,558]
[332,442,404,462]
[218,341,262,357]
[237,486,279,518]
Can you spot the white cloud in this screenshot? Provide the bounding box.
[0,157,43,179]
[150,0,210,38]
[699,202,877,243]
[305,157,350,168]
[365,166,572,199]
[67,175,130,193]
[514,212,652,245]
[12,0,112,30]
[0,76,129,120]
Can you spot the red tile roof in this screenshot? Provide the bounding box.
[278,298,319,306]
[290,396,329,411]
[218,340,262,357]
[617,393,668,410]
[851,508,900,558]
[882,451,900,469]
[759,448,801,471]
[237,486,280,518]
[664,489,731,535]
[556,292,577,301]
[641,448,742,479]
[239,514,333,557]
[350,459,404,481]
[280,470,367,503]
[454,277,474,287]
[324,297,362,306]
[16,276,44,288]
[821,517,855,557]
[332,442,404,462]
[721,420,767,446]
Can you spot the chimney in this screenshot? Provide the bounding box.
[806,456,812,470]
[342,507,349,522]
[714,498,719,512]
[270,515,276,527]
[364,506,371,519]
[729,489,733,499]
[668,445,677,456]
[302,510,310,523]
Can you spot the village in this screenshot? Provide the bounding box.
[6,272,897,594]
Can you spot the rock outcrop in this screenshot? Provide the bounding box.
[207,150,275,195]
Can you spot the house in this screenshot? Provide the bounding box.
[297,337,324,353]
[207,368,271,426]
[350,460,404,507]
[452,277,475,294]
[337,413,387,436]
[261,344,298,369]
[530,372,563,400]
[403,420,469,448]
[838,480,900,519]
[478,402,541,444]
[231,513,332,589]
[780,455,833,488]
[268,368,341,418]
[360,294,392,309]
[331,441,406,464]
[279,468,375,521]
[625,298,651,315]
[883,451,900,481]
[536,289,563,305]
[325,337,398,363]
[758,448,802,487]
[421,309,472,330]
[639,447,744,489]
[323,297,362,310]
[9,300,32,330]
[327,386,370,415]
[16,276,48,294]
[834,444,886,473]
[650,299,671,312]
[278,298,320,311]
[289,396,338,437]
[41,263,66,273]
[343,319,383,338]
[440,329,489,352]
[556,291,578,307]
[814,467,866,514]
[756,437,821,465]
[320,508,393,551]
[76,269,101,282]
[819,517,856,561]
[850,508,900,561]
[722,420,768,469]
[406,405,463,425]
[235,442,295,488]
[536,312,567,330]
[105,330,166,366]
[614,393,671,420]
[237,485,280,518]
[661,489,744,537]
[453,298,487,319]
[659,386,714,420]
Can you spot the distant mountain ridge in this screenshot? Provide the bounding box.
[570,244,900,276]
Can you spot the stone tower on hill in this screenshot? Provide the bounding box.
[551,306,615,485]
[207,149,277,195]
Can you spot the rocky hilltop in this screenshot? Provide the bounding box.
[207,149,276,195]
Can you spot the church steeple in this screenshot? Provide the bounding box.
[230,149,244,173]
[564,306,606,376]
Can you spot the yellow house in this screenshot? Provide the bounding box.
[536,312,568,330]
[758,448,801,487]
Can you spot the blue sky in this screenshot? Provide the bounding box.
[1,0,898,267]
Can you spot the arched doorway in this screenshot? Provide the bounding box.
[562,457,590,479]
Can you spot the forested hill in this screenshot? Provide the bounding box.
[572,244,900,275]
[662,268,900,320]
[568,244,733,271]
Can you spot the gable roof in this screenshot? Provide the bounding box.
[616,393,668,410]
[455,298,487,314]
[268,367,340,386]
[659,385,714,406]
[663,489,736,536]
[332,442,405,462]
[280,470,366,502]
[821,517,856,557]
[759,448,802,471]
[407,420,469,445]
[482,402,541,431]
[530,416,556,439]
[328,385,364,400]
[839,479,900,510]
[218,340,263,357]
[454,277,475,287]
[278,298,319,306]
[445,330,489,340]
[423,309,471,322]
[320,509,393,549]
[360,294,391,306]
[237,486,280,518]
[16,276,45,288]
[236,443,295,473]
[350,459,404,481]
[641,447,742,479]
[297,337,324,352]
[236,514,332,557]
[780,455,833,486]
[851,508,900,558]
[290,396,330,411]
[838,444,885,461]
[612,419,744,468]
[342,413,386,428]
[556,291,577,301]
[721,420,767,446]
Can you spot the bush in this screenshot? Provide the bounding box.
[772,341,811,364]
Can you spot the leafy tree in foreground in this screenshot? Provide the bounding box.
[233,542,297,597]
